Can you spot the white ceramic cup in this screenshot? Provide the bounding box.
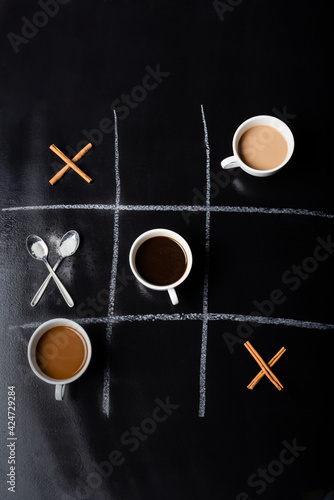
[27,318,92,400]
[129,228,193,305]
[221,115,294,177]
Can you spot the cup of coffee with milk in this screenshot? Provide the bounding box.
[129,228,192,305]
[221,115,294,177]
[28,318,92,400]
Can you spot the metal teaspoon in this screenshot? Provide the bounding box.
[26,234,74,308]
[30,230,80,307]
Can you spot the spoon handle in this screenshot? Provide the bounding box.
[42,257,74,307]
[30,258,63,307]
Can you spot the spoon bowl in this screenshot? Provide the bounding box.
[58,230,80,259]
[26,234,74,307]
[26,235,49,260]
[29,231,80,307]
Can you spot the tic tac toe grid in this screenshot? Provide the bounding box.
[3,106,334,418]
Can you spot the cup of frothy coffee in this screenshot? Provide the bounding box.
[28,318,92,400]
[221,115,294,177]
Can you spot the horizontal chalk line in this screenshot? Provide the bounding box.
[2,204,334,219]
[210,207,334,218]
[11,313,334,331]
[208,313,334,330]
[2,204,117,211]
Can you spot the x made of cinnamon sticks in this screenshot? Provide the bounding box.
[49,143,92,185]
[244,341,285,391]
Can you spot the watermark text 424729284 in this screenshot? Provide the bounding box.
[6,386,17,493]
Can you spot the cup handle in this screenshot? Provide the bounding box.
[55,384,65,400]
[168,288,179,305]
[221,155,240,169]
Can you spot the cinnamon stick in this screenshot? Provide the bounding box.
[244,341,283,391]
[49,144,92,183]
[49,143,92,185]
[247,347,286,390]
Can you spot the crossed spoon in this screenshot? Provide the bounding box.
[26,230,80,307]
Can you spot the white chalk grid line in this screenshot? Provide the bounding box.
[3,204,334,219]
[11,313,334,331]
[102,110,121,417]
[199,104,211,418]
[5,105,334,419]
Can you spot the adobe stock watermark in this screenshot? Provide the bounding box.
[182,106,296,225]
[238,125,284,167]
[7,0,71,54]
[75,266,135,318]
[36,328,70,372]
[182,167,240,224]
[50,64,170,174]
[61,397,180,500]
[213,0,245,22]
[223,234,334,353]
[236,437,307,499]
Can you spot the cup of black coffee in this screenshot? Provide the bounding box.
[129,229,193,305]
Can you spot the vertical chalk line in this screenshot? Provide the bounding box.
[102,110,120,417]
[199,104,211,418]
[108,110,121,315]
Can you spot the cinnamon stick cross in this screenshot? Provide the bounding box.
[244,341,285,391]
[49,143,93,184]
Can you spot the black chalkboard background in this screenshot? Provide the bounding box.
[1,1,334,499]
